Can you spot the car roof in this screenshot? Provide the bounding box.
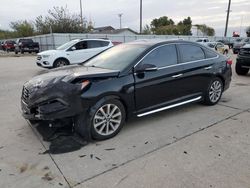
[72,38,111,42]
[125,39,202,47]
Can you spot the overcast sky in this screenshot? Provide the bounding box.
[0,0,249,36]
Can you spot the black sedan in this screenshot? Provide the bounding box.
[21,40,232,140]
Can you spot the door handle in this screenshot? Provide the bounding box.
[204,66,212,70]
[172,73,183,78]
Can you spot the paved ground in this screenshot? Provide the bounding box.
[0,53,250,188]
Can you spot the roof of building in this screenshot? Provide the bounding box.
[92,27,138,35]
[93,26,115,31]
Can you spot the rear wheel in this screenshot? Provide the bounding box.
[235,63,249,75]
[203,77,223,105]
[53,59,69,68]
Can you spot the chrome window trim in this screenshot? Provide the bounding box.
[137,96,202,117]
[134,43,219,71]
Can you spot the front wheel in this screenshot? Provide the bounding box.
[75,98,126,141]
[53,59,68,68]
[203,78,223,105]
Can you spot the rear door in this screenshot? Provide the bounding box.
[177,43,218,96]
[86,40,111,57]
[134,44,187,113]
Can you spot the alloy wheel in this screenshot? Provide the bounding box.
[93,104,122,136]
[57,61,66,67]
[209,80,222,103]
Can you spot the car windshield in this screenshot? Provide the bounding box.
[57,40,78,50]
[84,44,148,71]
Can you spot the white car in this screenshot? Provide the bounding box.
[36,39,113,68]
[196,38,209,43]
[205,42,230,55]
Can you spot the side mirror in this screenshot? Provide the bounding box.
[71,46,76,51]
[135,63,158,73]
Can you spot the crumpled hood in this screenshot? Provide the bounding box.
[24,65,120,89]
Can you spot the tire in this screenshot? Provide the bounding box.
[203,77,223,106]
[235,63,249,75]
[75,98,126,141]
[53,58,69,68]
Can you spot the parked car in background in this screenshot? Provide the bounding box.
[21,40,232,140]
[205,42,229,55]
[217,39,233,49]
[196,38,209,43]
[235,43,250,75]
[233,38,250,54]
[36,39,113,68]
[15,39,39,54]
[2,40,16,52]
[0,41,4,50]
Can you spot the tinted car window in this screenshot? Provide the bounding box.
[87,40,109,48]
[74,41,87,50]
[203,48,217,58]
[141,45,177,68]
[179,44,205,63]
[87,41,102,48]
[19,39,33,43]
[101,41,109,47]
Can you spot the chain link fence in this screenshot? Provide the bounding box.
[12,33,235,52]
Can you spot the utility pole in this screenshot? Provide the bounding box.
[239,15,243,36]
[140,0,142,34]
[80,0,84,29]
[224,0,231,37]
[118,13,123,29]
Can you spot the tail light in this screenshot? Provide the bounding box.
[226,59,232,65]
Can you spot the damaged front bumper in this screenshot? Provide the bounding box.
[21,81,88,121]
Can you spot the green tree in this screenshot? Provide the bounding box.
[9,20,35,37]
[150,16,175,34]
[35,6,88,34]
[177,17,192,35]
[195,24,215,36]
[149,16,192,35]
[246,26,250,37]
[142,24,151,34]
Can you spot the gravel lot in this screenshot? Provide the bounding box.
[0,52,250,188]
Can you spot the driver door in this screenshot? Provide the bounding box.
[134,44,186,113]
[67,41,89,64]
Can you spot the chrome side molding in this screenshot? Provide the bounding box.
[137,96,202,117]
